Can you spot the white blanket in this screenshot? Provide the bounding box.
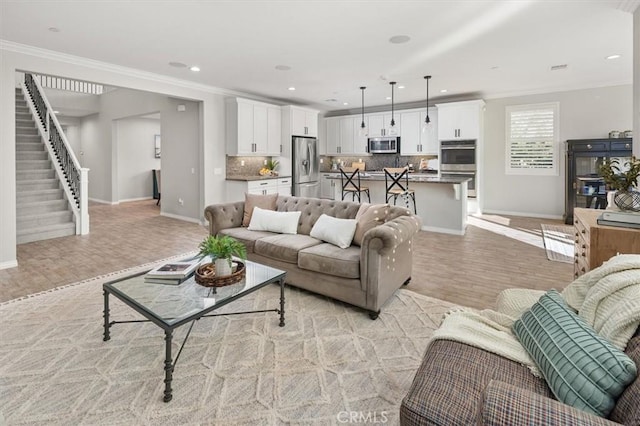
[429,254,640,375]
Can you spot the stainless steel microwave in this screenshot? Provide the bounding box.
[368,137,400,154]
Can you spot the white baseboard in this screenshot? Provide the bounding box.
[160,212,202,224]
[118,196,154,203]
[0,259,18,270]
[481,209,563,220]
[421,225,466,236]
[89,198,117,205]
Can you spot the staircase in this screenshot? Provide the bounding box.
[15,87,75,244]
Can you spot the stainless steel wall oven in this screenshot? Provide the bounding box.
[441,140,477,197]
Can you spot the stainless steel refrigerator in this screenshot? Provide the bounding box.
[292,136,320,198]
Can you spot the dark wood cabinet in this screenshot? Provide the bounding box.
[564,138,632,224]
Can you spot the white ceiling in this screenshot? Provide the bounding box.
[1,0,638,112]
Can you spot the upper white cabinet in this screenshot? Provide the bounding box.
[368,113,401,137]
[435,100,484,141]
[325,117,340,155]
[323,116,369,155]
[226,98,281,156]
[291,107,318,137]
[399,108,439,155]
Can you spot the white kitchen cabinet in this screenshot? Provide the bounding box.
[277,177,292,196]
[400,111,421,155]
[291,107,318,137]
[351,117,369,155]
[325,117,341,155]
[421,109,439,154]
[226,98,281,156]
[247,179,278,195]
[267,107,282,155]
[435,100,484,141]
[368,113,401,137]
[339,117,355,154]
[321,173,337,199]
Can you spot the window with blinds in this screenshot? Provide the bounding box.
[506,103,559,176]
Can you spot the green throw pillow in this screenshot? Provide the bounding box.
[512,289,637,418]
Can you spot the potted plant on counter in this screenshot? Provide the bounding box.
[259,159,280,176]
[598,156,640,212]
[197,235,247,277]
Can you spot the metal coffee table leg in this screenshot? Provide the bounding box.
[279,278,285,327]
[164,329,173,402]
[103,289,110,341]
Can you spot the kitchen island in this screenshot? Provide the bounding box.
[327,172,470,235]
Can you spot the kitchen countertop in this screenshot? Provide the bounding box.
[226,175,291,181]
[325,172,470,184]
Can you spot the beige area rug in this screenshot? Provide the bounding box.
[0,260,455,425]
[541,224,575,264]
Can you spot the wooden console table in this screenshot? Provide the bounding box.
[573,208,640,278]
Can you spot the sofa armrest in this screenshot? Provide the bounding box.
[361,213,422,256]
[204,201,245,235]
[479,381,620,426]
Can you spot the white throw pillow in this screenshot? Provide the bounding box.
[310,214,357,249]
[248,207,301,234]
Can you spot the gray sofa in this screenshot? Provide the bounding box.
[204,195,421,318]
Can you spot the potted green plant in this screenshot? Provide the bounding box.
[197,235,247,276]
[598,156,640,211]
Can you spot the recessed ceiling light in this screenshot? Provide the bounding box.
[169,61,187,68]
[343,102,349,106]
[189,66,200,72]
[389,35,411,44]
[386,96,391,100]
[288,87,296,91]
[606,54,621,60]
[275,65,292,71]
[53,110,60,114]
[440,89,448,93]
[48,27,60,33]
[398,85,405,89]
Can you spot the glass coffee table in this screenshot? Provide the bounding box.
[102,259,286,402]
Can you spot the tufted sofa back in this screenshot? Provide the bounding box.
[276,196,360,235]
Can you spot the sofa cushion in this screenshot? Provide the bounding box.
[309,214,357,249]
[254,234,322,264]
[275,196,360,235]
[242,192,277,227]
[248,207,301,234]
[513,290,637,418]
[298,243,361,279]
[400,339,551,426]
[218,227,275,254]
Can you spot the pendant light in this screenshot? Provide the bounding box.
[358,86,368,137]
[389,81,397,135]
[422,75,432,132]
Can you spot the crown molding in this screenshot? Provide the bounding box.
[482,79,632,100]
[0,40,283,104]
[615,0,640,13]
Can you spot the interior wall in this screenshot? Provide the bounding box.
[161,99,201,219]
[483,85,632,218]
[116,117,161,201]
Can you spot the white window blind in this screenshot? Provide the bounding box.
[506,103,559,176]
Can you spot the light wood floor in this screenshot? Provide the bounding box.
[0,200,572,309]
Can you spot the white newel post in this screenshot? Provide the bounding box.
[80,168,90,234]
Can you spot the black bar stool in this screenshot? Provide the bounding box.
[384,167,416,213]
[340,167,370,203]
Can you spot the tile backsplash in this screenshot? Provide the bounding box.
[319,154,437,172]
[226,156,270,177]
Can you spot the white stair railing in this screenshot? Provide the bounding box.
[22,73,90,235]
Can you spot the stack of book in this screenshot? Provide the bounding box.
[597,211,640,229]
[144,259,201,285]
